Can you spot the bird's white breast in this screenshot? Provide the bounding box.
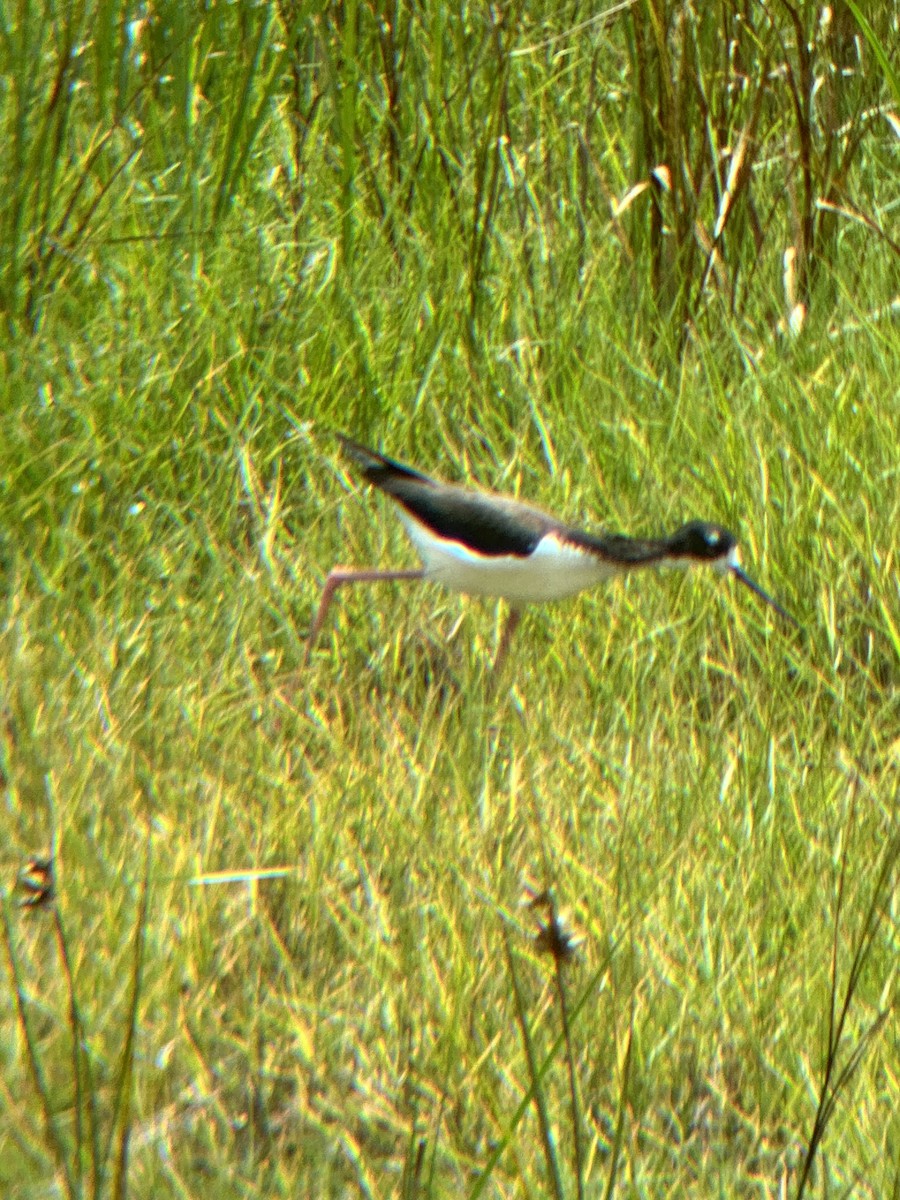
[399,517,619,605]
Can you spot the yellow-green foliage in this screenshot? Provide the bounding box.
[1,3,898,1196]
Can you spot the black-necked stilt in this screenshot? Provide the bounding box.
[308,436,799,669]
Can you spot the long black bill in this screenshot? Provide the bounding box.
[730,565,800,629]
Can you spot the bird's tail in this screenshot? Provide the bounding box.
[338,435,433,490]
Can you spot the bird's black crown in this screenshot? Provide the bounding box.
[666,520,737,561]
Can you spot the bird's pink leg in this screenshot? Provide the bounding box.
[492,607,522,674]
[306,567,424,661]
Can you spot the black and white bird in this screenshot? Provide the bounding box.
[307,436,798,669]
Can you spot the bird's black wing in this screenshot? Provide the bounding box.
[339,435,556,557]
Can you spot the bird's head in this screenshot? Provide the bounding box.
[666,520,798,626]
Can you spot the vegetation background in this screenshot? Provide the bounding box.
[1,1,898,1196]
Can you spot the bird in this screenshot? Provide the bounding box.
[307,435,799,670]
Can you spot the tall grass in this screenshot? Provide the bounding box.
[1,2,898,1196]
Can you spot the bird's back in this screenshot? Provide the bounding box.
[339,436,559,558]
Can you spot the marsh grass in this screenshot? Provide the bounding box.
[1,2,899,1196]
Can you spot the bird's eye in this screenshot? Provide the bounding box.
[705,528,720,548]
